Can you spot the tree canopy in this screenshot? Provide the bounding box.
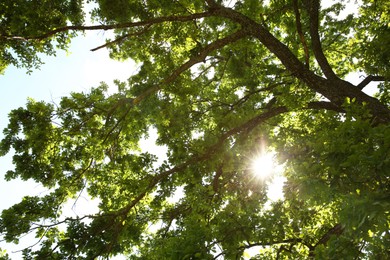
[1,0,389,259]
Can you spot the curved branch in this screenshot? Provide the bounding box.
[6,99,345,255]
[304,0,337,79]
[240,238,303,250]
[213,238,303,259]
[100,30,249,147]
[315,223,344,247]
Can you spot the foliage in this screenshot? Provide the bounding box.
[1,0,390,259]
[0,0,84,73]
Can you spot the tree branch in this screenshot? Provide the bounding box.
[309,223,344,256]
[90,25,152,52]
[5,98,345,256]
[0,12,213,42]
[304,0,338,79]
[208,3,390,123]
[101,30,248,147]
[293,0,310,68]
[315,223,344,247]
[239,238,303,250]
[243,101,344,134]
[212,237,303,259]
[116,99,345,218]
[356,75,386,90]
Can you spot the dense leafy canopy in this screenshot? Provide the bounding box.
[1,0,389,259]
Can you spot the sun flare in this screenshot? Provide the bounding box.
[251,152,275,178]
[251,150,287,201]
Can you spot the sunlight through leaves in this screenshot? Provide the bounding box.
[251,152,275,179]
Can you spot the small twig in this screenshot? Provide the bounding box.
[71,179,88,214]
[90,25,152,51]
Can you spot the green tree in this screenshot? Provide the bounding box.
[0,0,84,73]
[1,0,390,259]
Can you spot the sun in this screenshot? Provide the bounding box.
[250,150,287,201]
[251,152,275,179]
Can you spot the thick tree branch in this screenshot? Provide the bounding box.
[209,4,390,123]
[304,0,338,79]
[213,7,306,77]
[4,2,389,123]
[356,75,386,90]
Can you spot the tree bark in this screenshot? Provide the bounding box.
[212,5,390,124]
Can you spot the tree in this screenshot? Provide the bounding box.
[0,0,84,74]
[1,0,389,258]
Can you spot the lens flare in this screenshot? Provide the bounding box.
[251,152,274,178]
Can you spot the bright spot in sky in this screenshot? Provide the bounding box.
[251,152,275,179]
[251,150,286,202]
